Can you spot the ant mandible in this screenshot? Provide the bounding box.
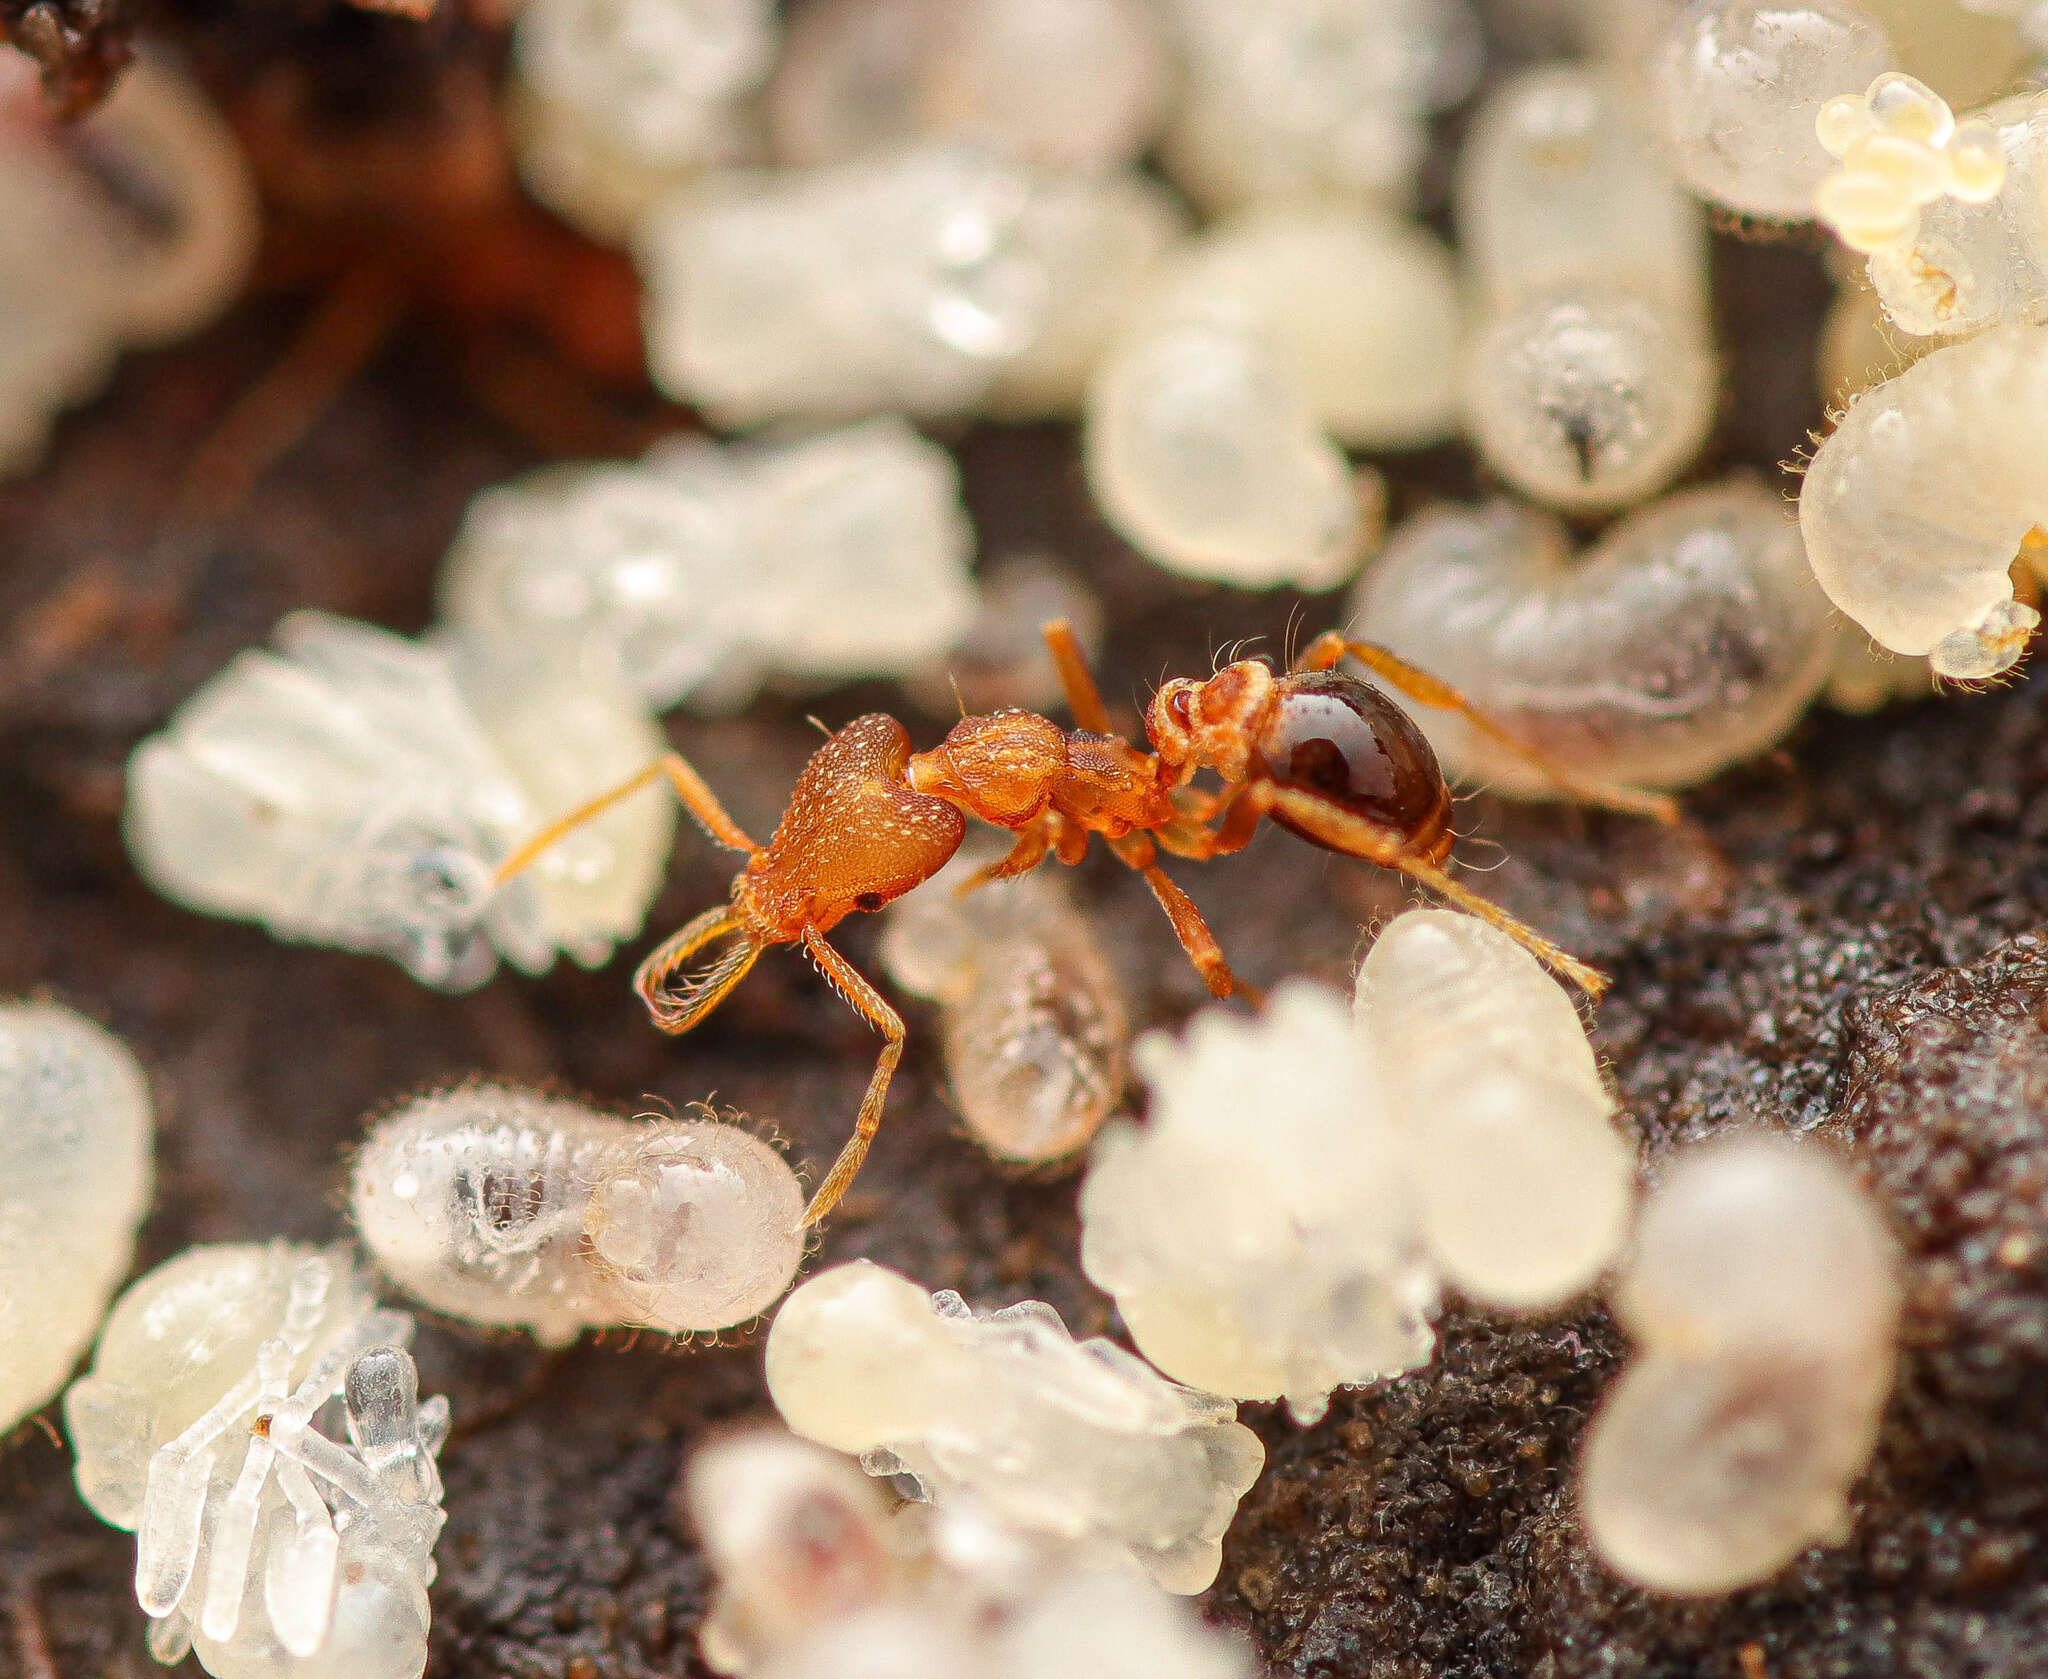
[496,624,1677,1227]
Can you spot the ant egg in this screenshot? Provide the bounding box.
[1818,75,2047,337]
[351,1083,805,1342]
[1645,0,1896,221]
[636,144,1184,425]
[1353,481,1835,793]
[0,55,257,474]
[1080,983,1439,1424]
[0,1001,153,1433]
[124,612,675,990]
[1456,64,1716,511]
[765,0,1170,173]
[1354,909,1635,1310]
[64,1243,449,1679]
[1579,1133,1901,1596]
[439,417,979,713]
[879,854,1127,1166]
[1157,0,1483,213]
[764,1259,1265,1593]
[1799,324,2048,679]
[510,0,777,244]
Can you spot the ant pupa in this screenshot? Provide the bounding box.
[879,847,1128,1167]
[125,611,676,990]
[1579,1132,1900,1596]
[636,145,1185,426]
[764,0,1171,174]
[763,1259,1266,1594]
[350,1083,805,1343]
[1455,63,1716,512]
[438,417,979,714]
[496,621,1670,1226]
[64,1243,449,1679]
[0,1001,154,1434]
[0,54,257,474]
[1353,481,1835,794]
[1799,324,2048,680]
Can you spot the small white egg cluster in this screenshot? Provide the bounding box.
[438,417,978,712]
[1080,910,1635,1424]
[1579,1133,1901,1595]
[124,611,676,990]
[1816,72,2005,256]
[878,849,1128,1166]
[350,1082,805,1343]
[1354,481,1837,793]
[0,1001,154,1433]
[65,1244,449,1679]
[0,55,256,475]
[684,1430,1257,1679]
[764,1258,1266,1594]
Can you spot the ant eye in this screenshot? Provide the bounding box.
[1258,671,1447,844]
[1167,689,1194,727]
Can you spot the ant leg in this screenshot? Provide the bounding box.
[797,930,907,1227]
[1155,783,1272,861]
[634,905,764,1033]
[1294,633,1680,824]
[1042,620,1116,735]
[495,752,759,886]
[1106,835,1248,1000]
[1265,785,1611,998]
[955,822,1055,894]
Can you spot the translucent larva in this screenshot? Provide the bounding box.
[124,612,674,990]
[764,0,1171,173]
[1798,323,2048,679]
[64,1243,449,1679]
[0,55,257,474]
[1644,0,1896,221]
[1353,909,1636,1310]
[0,1001,153,1433]
[351,1083,806,1343]
[763,1259,1265,1594]
[636,145,1185,426]
[1455,63,1716,511]
[437,417,979,713]
[509,0,777,244]
[878,854,1127,1166]
[1353,481,1835,793]
[1579,1133,1900,1596]
[1815,73,2042,337]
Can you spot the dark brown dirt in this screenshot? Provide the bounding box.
[6,17,2048,1679]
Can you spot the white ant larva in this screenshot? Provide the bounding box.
[1455,63,1716,512]
[1799,323,2048,680]
[124,611,675,990]
[0,55,257,474]
[0,1001,153,1434]
[1352,481,1836,794]
[763,1259,1266,1594]
[1579,1132,1900,1596]
[878,850,1128,1167]
[350,1083,806,1344]
[764,0,1171,174]
[64,1243,448,1679]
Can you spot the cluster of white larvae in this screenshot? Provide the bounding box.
[350,1082,805,1342]
[684,1428,1256,1679]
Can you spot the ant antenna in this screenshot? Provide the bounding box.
[804,714,832,739]
[948,672,968,719]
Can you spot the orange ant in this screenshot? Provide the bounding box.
[496,624,1677,1227]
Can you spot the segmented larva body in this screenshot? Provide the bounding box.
[351,1084,805,1344]
[1456,63,1715,511]
[1800,323,2048,678]
[1353,481,1835,794]
[879,855,1127,1166]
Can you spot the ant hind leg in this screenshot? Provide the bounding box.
[796,930,908,1228]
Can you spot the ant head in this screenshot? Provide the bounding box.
[1146,661,1276,782]
[906,710,1068,828]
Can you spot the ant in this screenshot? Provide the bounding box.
[496,624,1677,1227]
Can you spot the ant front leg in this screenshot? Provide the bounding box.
[494,751,760,886]
[797,929,907,1228]
[1294,633,1681,824]
[1106,833,1251,1001]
